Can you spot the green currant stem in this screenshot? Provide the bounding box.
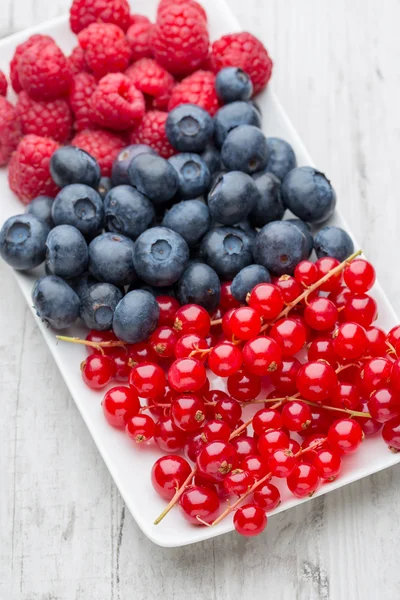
[262,396,371,418]
[211,318,222,326]
[56,335,126,355]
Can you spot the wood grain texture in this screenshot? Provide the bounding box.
[1,1,400,598]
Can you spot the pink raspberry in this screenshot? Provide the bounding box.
[8,135,60,203]
[91,73,145,131]
[157,0,207,23]
[0,71,7,96]
[69,72,97,132]
[67,46,90,75]
[18,38,72,100]
[211,32,273,94]
[168,70,220,115]
[9,34,53,93]
[0,97,22,167]
[129,13,151,26]
[16,91,73,143]
[126,21,154,62]
[78,23,131,79]
[72,129,124,176]
[151,3,209,76]
[125,58,174,110]
[69,0,130,34]
[130,110,175,159]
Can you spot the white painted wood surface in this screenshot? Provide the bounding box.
[1,1,400,598]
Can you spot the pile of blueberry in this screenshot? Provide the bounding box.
[0,69,353,343]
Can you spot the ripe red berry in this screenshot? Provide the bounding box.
[227,368,262,402]
[125,414,155,443]
[281,401,312,432]
[150,326,179,359]
[365,326,388,356]
[315,257,341,292]
[168,358,207,392]
[269,357,301,394]
[332,322,367,359]
[184,432,205,461]
[102,385,140,428]
[306,407,334,436]
[331,383,360,411]
[312,449,341,481]
[208,342,243,377]
[197,441,237,482]
[270,318,307,356]
[328,419,364,454]
[168,70,220,116]
[294,261,318,287]
[170,394,206,432]
[130,110,175,159]
[253,482,280,511]
[69,72,97,132]
[387,325,400,349]
[329,286,352,312]
[129,342,158,366]
[126,21,154,62]
[248,283,284,320]
[252,408,283,436]
[129,362,166,398]
[242,336,282,376]
[81,354,114,389]
[78,22,131,78]
[179,485,220,525]
[221,308,236,338]
[382,417,400,451]
[354,401,382,436]
[274,275,302,304]
[212,393,242,428]
[344,259,375,293]
[229,307,261,340]
[156,295,180,327]
[151,455,192,500]
[343,293,378,328]
[154,416,186,452]
[16,92,72,143]
[361,357,392,394]
[85,329,118,355]
[240,455,269,480]
[223,469,254,495]
[107,347,130,382]
[304,297,338,331]
[307,337,338,367]
[201,420,231,444]
[72,129,124,177]
[0,98,22,167]
[174,333,208,361]
[233,503,268,536]
[174,304,210,337]
[219,281,241,310]
[231,436,258,460]
[296,361,338,402]
[367,388,400,423]
[391,359,400,392]
[287,463,320,498]
[91,73,145,131]
[126,57,174,110]
[258,429,290,458]
[10,34,53,94]
[268,448,298,478]
[69,0,130,34]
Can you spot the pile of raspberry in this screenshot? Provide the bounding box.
[0,0,273,203]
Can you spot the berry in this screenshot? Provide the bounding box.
[88,233,136,287]
[230,307,261,340]
[269,357,301,394]
[78,23,131,78]
[129,341,158,366]
[328,286,352,312]
[388,325,400,348]
[174,304,210,337]
[250,172,285,228]
[92,73,145,130]
[268,448,298,478]
[68,72,97,132]
[333,322,367,359]
[314,225,354,262]
[215,67,253,103]
[150,326,179,358]
[16,91,72,143]
[168,358,207,392]
[32,277,79,330]
[282,401,312,432]
[315,257,341,292]
[25,195,54,228]
[368,388,400,423]
[287,463,320,498]
[167,70,219,116]
[355,401,382,436]
[344,259,376,293]
[328,419,364,454]
[231,265,271,304]
[0,71,7,96]
[166,103,213,153]
[126,58,174,109]
[274,275,302,304]
[154,416,186,452]
[50,146,100,190]
[208,171,259,225]
[263,137,297,182]
[179,485,220,525]
[361,357,392,394]
[67,45,89,75]
[208,342,241,376]
[248,283,283,320]
[254,221,309,276]
[199,227,253,280]
[382,417,400,451]
[213,395,242,428]
[240,455,268,480]
[81,354,114,389]
[253,482,280,511]
[109,346,130,382]
[391,359,400,392]
[52,183,103,238]
[19,38,71,100]
[307,338,337,367]
[72,129,124,177]
[222,124,268,174]
[304,297,338,331]
[151,455,192,500]
[162,200,211,249]
[0,98,21,167]
[130,110,175,159]
[197,441,237,482]
[257,429,290,458]
[233,503,267,537]
[171,393,206,431]
[214,101,261,148]
[169,152,210,199]
[102,386,140,428]
[343,293,378,327]
[296,361,337,402]
[227,368,262,402]
[84,330,118,356]
[365,326,388,357]
[295,261,318,287]
[46,225,88,280]
[70,0,130,33]
[270,318,307,357]
[0,214,50,271]
[157,296,181,327]
[126,22,154,62]
[331,383,360,411]
[282,167,336,224]
[126,414,155,443]
[9,34,53,93]
[104,185,156,241]
[312,449,341,481]
[242,336,282,376]
[157,0,207,22]
[220,282,241,310]
[223,469,254,495]
[231,436,257,460]
[184,432,205,462]
[128,154,179,204]
[129,361,165,398]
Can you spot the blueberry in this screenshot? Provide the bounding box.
[286,218,314,257]
[32,275,80,329]
[128,153,179,204]
[112,144,156,186]
[88,233,136,286]
[254,221,309,276]
[80,282,123,330]
[166,103,214,152]
[161,200,210,248]
[282,167,336,224]
[128,281,176,298]
[201,143,221,175]
[46,225,88,279]
[133,226,189,287]
[26,195,54,228]
[98,177,112,199]
[231,220,257,242]
[215,67,253,103]
[0,214,50,270]
[214,101,261,148]
[250,172,285,227]
[52,184,104,238]
[113,290,160,344]
[199,227,253,279]
[265,137,297,181]
[68,271,99,299]
[231,264,271,303]
[175,263,221,311]
[50,146,101,189]
[314,225,354,262]
[168,153,210,199]
[104,185,155,240]
[208,171,259,225]
[221,125,269,175]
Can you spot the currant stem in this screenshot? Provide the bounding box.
[153,467,197,525]
[211,319,222,326]
[56,335,126,355]
[261,395,371,418]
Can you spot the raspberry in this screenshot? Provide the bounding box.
[125,58,174,110]
[69,72,97,132]
[18,38,72,100]
[8,135,60,203]
[157,0,207,23]
[151,4,209,76]
[0,97,22,167]
[211,32,273,94]
[69,0,130,34]
[72,129,124,176]
[67,45,90,75]
[0,71,8,96]
[78,23,131,79]
[91,73,145,131]
[16,91,72,143]
[129,13,151,26]
[9,34,53,94]
[130,110,175,158]
[126,22,154,62]
[168,70,220,115]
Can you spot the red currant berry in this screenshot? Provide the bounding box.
[108,346,130,381]
[307,337,338,367]
[174,334,208,361]
[304,297,338,331]
[306,407,334,436]
[85,330,118,355]
[365,326,388,356]
[151,455,192,500]
[184,432,205,461]
[233,503,267,537]
[227,368,262,402]
[179,485,220,525]
[102,386,140,428]
[295,261,318,287]
[382,416,400,451]
[300,434,328,463]
[252,408,283,436]
[258,429,290,458]
[253,482,280,511]
[287,463,320,498]
[128,341,158,366]
[274,275,302,303]
[201,419,231,443]
[354,401,382,435]
[268,448,298,477]
[328,286,352,312]
[197,441,237,482]
[367,388,400,423]
[170,393,206,431]
[269,357,301,394]
[221,308,236,338]
[343,293,378,327]
[212,393,242,427]
[391,359,400,392]
[81,354,114,389]
[150,326,179,358]
[129,362,166,398]
[315,257,341,292]
[281,400,312,432]
[229,307,261,340]
[331,382,360,411]
[168,357,207,392]
[288,438,301,454]
[223,469,254,495]
[125,413,155,442]
[361,357,392,393]
[156,295,180,326]
[248,283,284,320]
[220,281,240,310]
[231,435,258,460]
[154,416,187,452]
[242,336,282,376]
[240,454,268,479]
[296,361,337,402]
[332,322,367,359]
[343,259,376,293]
[312,449,341,480]
[328,418,364,454]
[173,304,211,337]
[270,318,307,356]
[208,342,243,377]
[387,325,400,349]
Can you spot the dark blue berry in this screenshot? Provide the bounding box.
[201,143,221,175]
[113,290,159,344]
[166,103,214,152]
[162,199,211,247]
[32,275,80,329]
[45,224,88,279]
[128,153,179,204]
[250,172,285,227]
[80,282,123,330]
[208,171,259,225]
[214,101,261,148]
[104,185,155,240]
[282,167,336,224]
[265,138,297,181]
[175,263,221,311]
[52,184,104,238]
[231,264,271,303]
[168,153,210,199]
[68,271,99,299]
[215,67,253,103]
[0,214,50,270]
[199,227,253,279]
[314,225,354,262]
[133,226,189,287]
[128,280,176,298]
[221,125,269,174]
[286,218,314,257]
[254,221,309,276]
[50,146,101,188]
[26,195,54,228]
[88,233,136,286]
[97,177,112,199]
[111,144,156,186]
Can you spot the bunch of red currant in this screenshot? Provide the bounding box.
[62,252,400,537]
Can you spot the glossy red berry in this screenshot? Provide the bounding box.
[168,357,207,392]
[300,434,328,461]
[233,503,267,537]
[174,333,208,361]
[151,455,192,500]
[294,261,318,287]
[248,283,284,319]
[102,386,140,428]
[221,307,236,338]
[387,325,400,349]
[288,438,301,455]
[125,413,155,442]
[307,337,338,367]
[365,326,388,356]
[268,448,298,477]
[227,368,262,402]
[343,259,376,293]
[81,354,114,389]
[274,275,302,303]
[281,400,312,432]
[156,295,180,326]
[108,346,130,381]
[382,417,400,451]
[331,383,360,411]
[332,322,367,359]
[128,341,158,366]
[184,432,205,461]
[220,281,240,310]
[242,336,282,376]
[328,419,364,454]
[287,463,320,498]
[269,357,301,394]
[197,441,237,482]
[252,408,283,436]
[354,401,382,435]
[296,361,338,402]
[257,429,290,458]
[174,304,211,337]
[315,257,341,292]
[212,393,242,427]
[223,469,254,495]
[329,286,352,312]
[129,362,166,398]
[253,482,280,511]
[240,454,268,479]
[208,342,243,376]
[270,318,307,356]
[367,388,400,423]
[229,307,261,340]
[150,326,179,358]
[231,436,258,460]
[306,407,334,436]
[170,393,206,431]
[304,297,338,331]
[361,357,392,393]
[85,330,118,355]
[201,419,231,443]
[391,359,400,392]
[179,485,220,525]
[343,293,378,327]
[312,449,341,481]
[154,416,187,452]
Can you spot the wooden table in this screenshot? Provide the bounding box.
[1,1,400,598]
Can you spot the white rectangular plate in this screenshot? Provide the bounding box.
[1,0,399,548]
